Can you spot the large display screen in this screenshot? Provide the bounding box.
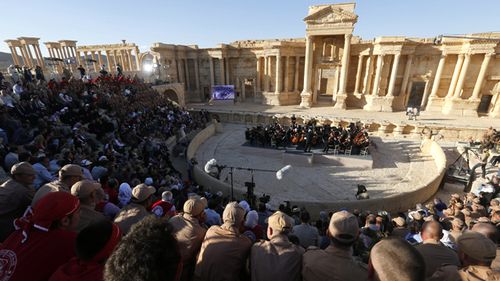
[211,85,235,100]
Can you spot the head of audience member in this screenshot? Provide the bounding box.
[392,217,406,228]
[162,191,173,203]
[71,180,102,208]
[104,217,181,281]
[183,197,206,223]
[472,222,498,244]
[131,184,156,209]
[420,221,443,243]
[222,201,246,233]
[244,210,259,229]
[451,218,465,232]
[300,210,311,224]
[11,161,36,186]
[59,164,83,187]
[369,237,426,281]
[328,210,359,248]
[457,231,497,267]
[267,211,294,239]
[76,220,121,263]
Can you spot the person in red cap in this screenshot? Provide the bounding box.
[49,220,121,281]
[0,191,81,281]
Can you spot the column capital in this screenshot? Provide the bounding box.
[485,52,495,58]
[344,33,353,40]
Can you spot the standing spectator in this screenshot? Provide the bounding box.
[116,64,123,77]
[23,66,32,83]
[170,197,207,281]
[292,210,319,248]
[251,211,304,281]
[0,162,36,241]
[77,65,86,79]
[369,237,426,281]
[7,65,19,83]
[114,184,155,234]
[0,192,80,281]
[12,81,23,97]
[71,180,107,232]
[104,216,181,281]
[35,65,45,81]
[49,220,121,281]
[302,210,367,281]
[194,202,253,281]
[415,221,460,278]
[32,164,83,206]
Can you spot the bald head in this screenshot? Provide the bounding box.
[421,221,443,242]
[369,237,425,281]
[472,223,498,244]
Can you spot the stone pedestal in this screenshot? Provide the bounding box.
[262,92,301,106]
[300,91,313,108]
[333,94,347,109]
[442,98,479,117]
[363,96,394,112]
[425,97,445,112]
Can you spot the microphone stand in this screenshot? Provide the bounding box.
[222,165,280,201]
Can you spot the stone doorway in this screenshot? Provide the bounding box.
[407,81,426,108]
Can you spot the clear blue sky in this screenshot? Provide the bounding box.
[1,0,498,55]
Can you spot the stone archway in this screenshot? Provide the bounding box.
[152,83,186,107]
[164,89,179,104]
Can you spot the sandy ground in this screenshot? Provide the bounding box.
[194,123,438,207]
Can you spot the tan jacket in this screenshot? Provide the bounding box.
[194,225,252,281]
[251,234,304,281]
[114,203,151,234]
[416,240,461,277]
[428,264,500,281]
[302,245,367,281]
[77,204,107,232]
[169,214,207,262]
[31,180,69,207]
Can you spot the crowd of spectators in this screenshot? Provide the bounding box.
[0,66,499,281]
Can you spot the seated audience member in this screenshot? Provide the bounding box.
[292,210,319,249]
[0,161,36,241]
[245,210,264,240]
[0,192,80,281]
[114,184,155,234]
[151,191,176,218]
[71,180,107,232]
[302,210,367,281]
[49,220,121,281]
[390,216,409,239]
[251,211,304,281]
[104,216,181,281]
[32,164,83,206]
[194,202,253,281]
[429,231,499,280]
[169,197,208,281]
[368,237,426,281]
[204,198,222,227]
[415,220,460,277]
[472,222,500,271]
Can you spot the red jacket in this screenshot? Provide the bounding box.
[0,228,76,281]
[151,200,176,218]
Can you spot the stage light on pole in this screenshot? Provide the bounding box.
[143,63,153,72]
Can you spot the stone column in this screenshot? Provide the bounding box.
[62,46,69,59]
[453,53,471,98]
[194,58,200,90]
[127,50,133,71]
[112,50,118,71]
[184,59,190,90]
[225,57,230,85]
[471,53,493,100]
[256,56,261,91]
[362,55,373,94]
[337,33,352,96]
[97,51,104,68]
[429,54,447,98]
[275,55,282,94]
[284,56,289,92]
[105,51,112,70]
[209,57,215,86]
[9,47,19,65]
[294,56,300,92]
[300,36,314,107]
[135,47,141,71]
[264,56,269,92]
[34,45,44,67]
[446,54,465,98]
[372,55,385,96]
[386,53,401,97]
[25,45,35,67]
[353,54,364,94]
[400,55,413,96]
[219,57,225,85]
[90,51,98,72]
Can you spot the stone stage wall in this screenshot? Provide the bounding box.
[188,119,447,215]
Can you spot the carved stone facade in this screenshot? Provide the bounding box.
[152,3,500,117]
[4,37,46,69]
[77,42,141,73]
